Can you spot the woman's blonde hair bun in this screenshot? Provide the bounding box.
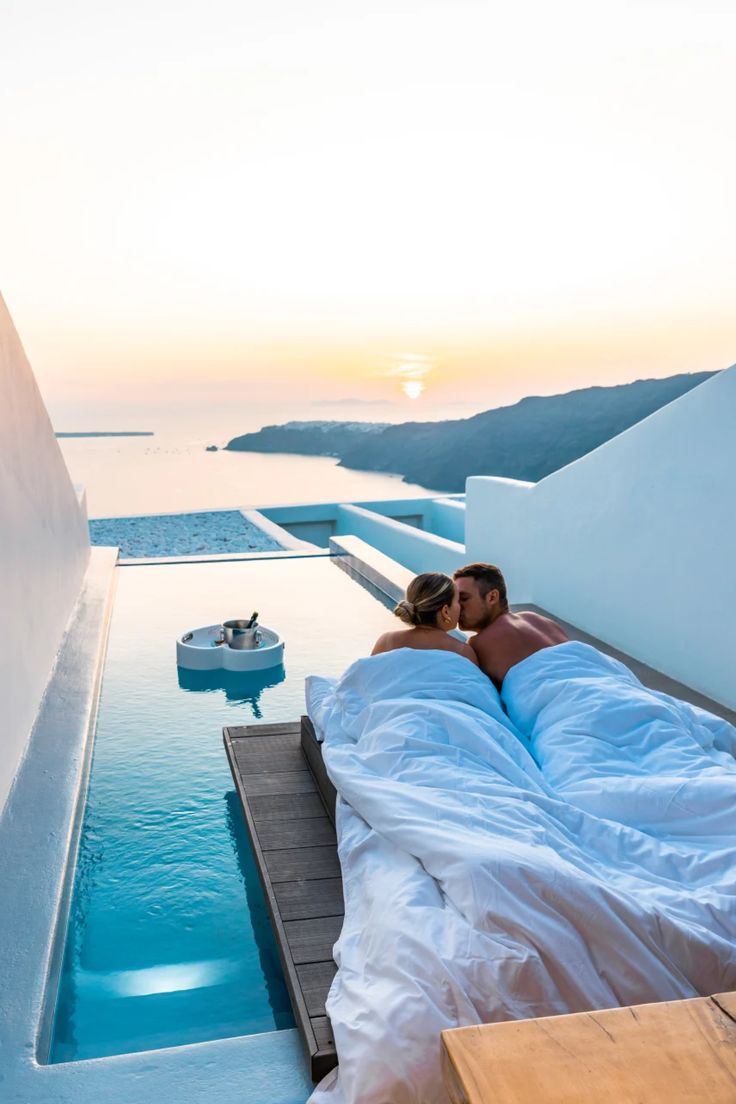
[393,573,455,627]
[393,599,417,625]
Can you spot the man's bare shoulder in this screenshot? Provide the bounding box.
[519,609,555,625]
[457,641,479,665]
[519,610,569,639]
[469,610,568,652]
[470,618,510,645]
[468,625,497,658]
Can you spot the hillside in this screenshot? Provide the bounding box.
[225,373,716,492]
[226,420,389,457]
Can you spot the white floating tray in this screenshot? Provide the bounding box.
[177,624,284,671]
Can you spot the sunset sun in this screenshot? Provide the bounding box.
[402,380,425,400]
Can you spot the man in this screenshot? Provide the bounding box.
[454,562,568,689]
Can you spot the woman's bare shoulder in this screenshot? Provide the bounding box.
[371,629,408,655]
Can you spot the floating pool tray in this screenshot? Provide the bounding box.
[177,625,284,671]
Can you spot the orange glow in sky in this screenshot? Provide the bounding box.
[2,0,735,413]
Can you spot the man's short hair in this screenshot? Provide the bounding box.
[453,562,508,607]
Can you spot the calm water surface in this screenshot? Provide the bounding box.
[54,401,451,517]
[51,556,397,1062]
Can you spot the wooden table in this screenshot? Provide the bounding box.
[442,993,736,1103]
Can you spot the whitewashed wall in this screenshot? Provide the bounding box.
[428,498,466,544]
[0,294,90,814]
[466,368,736,708]
[336,504,467,575]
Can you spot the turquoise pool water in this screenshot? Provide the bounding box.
[50,556,396,1062]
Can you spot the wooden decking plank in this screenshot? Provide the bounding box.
[264,844,342,883]
[297,961,338,1017]
[231,730,302,750]
[301,715,337,824]
[311,1018,338,1081]
[224,720,340,1081]
[284,915,344,965]
[224,726,320,1076]
[241,770,318,796]
[234,744,308,774]
[226,721,301,738]
[273,877,344,921]
[249,791,327,823]
[312,1017,335,1050]
[254,815,337,851]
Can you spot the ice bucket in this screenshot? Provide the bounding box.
[222,619,261,649]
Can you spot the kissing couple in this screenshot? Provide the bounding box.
[372,563,568,691]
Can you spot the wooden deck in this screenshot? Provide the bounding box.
[223,716,339,1082]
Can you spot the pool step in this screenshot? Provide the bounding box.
[223,717,339,1082]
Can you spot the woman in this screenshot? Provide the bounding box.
[371,572,479,665]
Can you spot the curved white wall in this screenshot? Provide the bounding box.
[466,368,736,708]
[0,294,90,814]
[336,504,467,575]
[428,498,466,544]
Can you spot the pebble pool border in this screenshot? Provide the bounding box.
[88,511,284,559]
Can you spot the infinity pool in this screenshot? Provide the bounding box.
[50,555,396,1062]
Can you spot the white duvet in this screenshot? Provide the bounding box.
[307,644,736,1104]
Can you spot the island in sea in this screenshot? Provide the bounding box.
[223,372,716,493]
[55,431,154,438]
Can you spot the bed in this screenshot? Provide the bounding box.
[305,644,736,1104]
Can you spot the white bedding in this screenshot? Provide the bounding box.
[307,646,736,1104]
[503,641,736,837]
[305,674,337,740]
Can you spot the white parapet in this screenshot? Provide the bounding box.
[329,534,415,605]
[336,503,467,576]
[464,478,534,599]
[466,367,736,709]
[239,507,319,551]
[0,294,91,816]
[428,497,466,544]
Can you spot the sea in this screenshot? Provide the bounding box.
[53,398,481,518]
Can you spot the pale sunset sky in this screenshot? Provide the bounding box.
[2,0,735,416]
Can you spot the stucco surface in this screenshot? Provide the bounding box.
[466,368,736,708]
[0,294,90,814]
[428,498,466,543]
[336,504,466,575]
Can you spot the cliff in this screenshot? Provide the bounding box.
[225,373,717,491]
